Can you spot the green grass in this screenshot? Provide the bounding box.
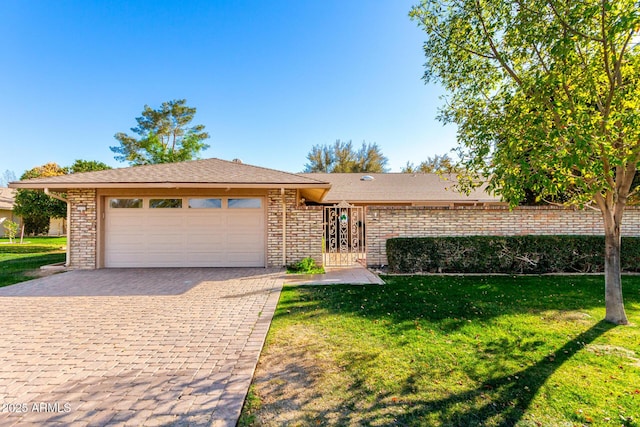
[244,275,640,426]
[0,237,66,287]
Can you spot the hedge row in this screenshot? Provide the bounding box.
[386,236,640,274]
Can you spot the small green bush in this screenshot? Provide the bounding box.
[287,257,325,274]
[386,235,640,274]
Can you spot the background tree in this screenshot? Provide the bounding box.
[2,219,18,243]
[13,163,67,235]
[111,99,210,165]
[402,154,461,174]
[0,170,16,187]
[304,140,388,173]
[67,159,112,173]
[410,0,639,324]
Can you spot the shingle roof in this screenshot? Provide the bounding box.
[9,158,330,190]
[0,188,16,211]
[302,173,501,204]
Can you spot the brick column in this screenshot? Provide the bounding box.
[67,189,97,269]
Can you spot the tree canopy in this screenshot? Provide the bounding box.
[13,160,112,235]
[304,140,389,173]
[410,0,639,324]
[68,159,112,173]
[111,99,210,165]
[14,163,67,235]
[402,154,461,174]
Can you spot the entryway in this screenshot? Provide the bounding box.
[323,201,366,266]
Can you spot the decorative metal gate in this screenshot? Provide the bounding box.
[324,201,366,266]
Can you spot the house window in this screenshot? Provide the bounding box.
[149,198,183,209]
[110,198,143,209]
[188,198,222,209]
[228,198,262,209]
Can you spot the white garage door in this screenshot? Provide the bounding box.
[104,197,265,267]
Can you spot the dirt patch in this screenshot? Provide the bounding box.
[540,310,593,323]
[585,344,640,366]
[246,325,359,426]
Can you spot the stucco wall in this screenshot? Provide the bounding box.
[267,189,323,267]
[365,205,640,267]
[68,189,97,269]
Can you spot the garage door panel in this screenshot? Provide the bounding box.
[105,197,265,268]
[188,215,224,227]
[146,234,185,246]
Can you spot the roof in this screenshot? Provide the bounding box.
[9,158,331,192]
[0,188,16,211]
[302,173,502,204]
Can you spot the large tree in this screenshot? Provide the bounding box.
[410,0,639,324]
[304,140,389,173]
[13,163,67,235]
[111,99,210,165]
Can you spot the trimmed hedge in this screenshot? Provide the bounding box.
[386,236,640,274]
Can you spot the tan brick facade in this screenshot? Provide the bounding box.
[365,205,640,267]
[267,189,323,267]
[69,188,640,270]
[68,189,97,269]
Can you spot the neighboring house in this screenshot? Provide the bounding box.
[11,157,638,269]
[0,188,22,237]
[0,187,65,237]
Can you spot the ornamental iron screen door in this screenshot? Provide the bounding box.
[324,201,366,266]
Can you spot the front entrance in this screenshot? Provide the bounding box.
[323,201,366,266]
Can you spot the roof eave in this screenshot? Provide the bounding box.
[9,182,331,191]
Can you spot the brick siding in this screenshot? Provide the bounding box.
[68,189,97,269]
[366,205,640,267]
[267,189,323,267]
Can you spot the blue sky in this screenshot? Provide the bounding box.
[1,0,457,179]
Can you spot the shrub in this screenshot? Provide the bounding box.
[2,219,19,243]
[287,257,325,274]
[386,235,640,274]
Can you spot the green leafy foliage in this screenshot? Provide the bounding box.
[67,159,111,173]
[287,257,325,274]
[304,140,388,173]
[2,220,18,243]
[13,163,67,235]
[387,236,640,274]
[111,99,210,165]
[410,0,640,324]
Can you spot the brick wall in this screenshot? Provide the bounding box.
[267,189,323,267]
[68,189,97,269]
[366,205,640,267]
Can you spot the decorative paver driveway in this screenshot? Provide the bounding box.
[0,268,283,426]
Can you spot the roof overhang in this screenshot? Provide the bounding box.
[9,181,332,202]
[10,181,331,190]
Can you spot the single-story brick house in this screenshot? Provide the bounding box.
[11,157,640,269]
[8,158,500,268]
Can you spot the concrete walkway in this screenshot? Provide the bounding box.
[283,264,385,286]
[0,268,283,427]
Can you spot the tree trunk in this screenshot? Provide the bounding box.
[603,212,629,325]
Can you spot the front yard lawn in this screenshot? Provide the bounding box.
[0,237,66,287]
[241,275,640,426]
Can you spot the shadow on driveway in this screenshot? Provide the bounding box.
[0,267,283,297]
